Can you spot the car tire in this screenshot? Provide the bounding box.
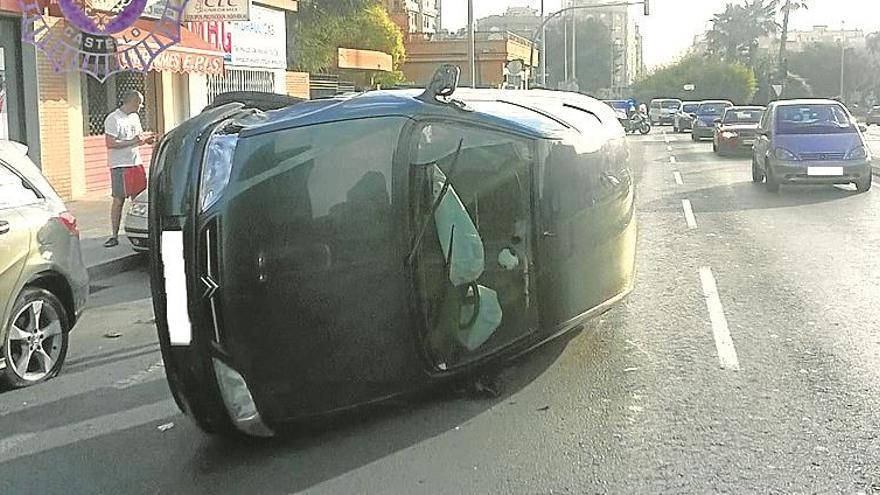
[751,158,764,183]
[712,141,718,153]
[691,132,697,142]
[765,164,780,193]
[1,288,70,389]
[856,173,872,193]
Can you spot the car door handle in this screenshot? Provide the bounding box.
[602,173,621,187]
[0,220,9,235]
[542,231,556,238]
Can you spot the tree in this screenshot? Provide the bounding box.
[544,16,613,94]
[632,56,758,104]
[777,0,808,93]
[292,1,406,86]
[788,42,878,101]
[706,0,778,68]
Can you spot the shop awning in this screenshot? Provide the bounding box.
[115,20,225,75]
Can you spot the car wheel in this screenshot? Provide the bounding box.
[856,173,872,193]
[765,164,780,193]
[691,132,697,142]
[712,141,718,153]
[751,158,764,183]
[1,288,70,389]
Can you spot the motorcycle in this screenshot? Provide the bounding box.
[628,112,652,135]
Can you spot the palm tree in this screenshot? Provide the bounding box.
[706,0,779,68]
[777,0,808,94]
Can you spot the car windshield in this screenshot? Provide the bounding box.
[682,103,699,113]
[775,104,856,135]
[697,103,729,115]
[723,109,763,124]
[605,100,630,110]
[661,101,680,109]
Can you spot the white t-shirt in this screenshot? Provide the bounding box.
[104,109,144,168]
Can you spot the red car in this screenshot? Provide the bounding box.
[713,106,766,156]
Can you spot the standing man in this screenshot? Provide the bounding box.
[103,90,155,247]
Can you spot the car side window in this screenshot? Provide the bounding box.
[0,162,41,209]
[759,108,771,133]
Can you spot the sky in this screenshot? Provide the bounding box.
[442,0,880,69]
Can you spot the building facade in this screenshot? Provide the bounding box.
[402,32,536,88]
[382,0,440,35]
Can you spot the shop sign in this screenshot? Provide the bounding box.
[18,0,187,81]
[187,4,285,69]
[119,50,224,74]
[183,0,250,22]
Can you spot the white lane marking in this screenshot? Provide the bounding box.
[666,145,673,152]
[673,171,684,185]
[0,399,179,464]
[681,199,697,229]
[699,267,741,371]
[113,360,165,389]
[669,156,676,164]
[663,132,670,144]
[0,346,162,417]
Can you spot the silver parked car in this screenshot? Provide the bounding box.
[125,189,149,251]
[0,140,89,388]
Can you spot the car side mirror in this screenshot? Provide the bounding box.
[858,123,868,133]
[713,118,721,124]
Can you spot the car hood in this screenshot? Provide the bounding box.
[773,133,863,153]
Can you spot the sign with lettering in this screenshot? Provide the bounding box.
[184,0,249,22]
[187,4,285,69]
[18,0,186,81]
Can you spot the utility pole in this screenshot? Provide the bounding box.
[540,0,547,86]
[467,0,475,88]
[571,0,577,87]
[840,20,846,102]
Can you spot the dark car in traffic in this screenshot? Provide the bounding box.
[0,141,89,388]
[752,99,871,192]
[691,100,734,141]
[866,105,880,126]
[148,67,637,438]
[713,106,765,156]
[673,101,700,133]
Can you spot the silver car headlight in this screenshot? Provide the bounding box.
[213,358,274,437]
[199,133,239,213]
[846,145,869,161]
[129,202,148,217]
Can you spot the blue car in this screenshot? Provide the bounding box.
[691,100,734,141]
[751,99,872,193]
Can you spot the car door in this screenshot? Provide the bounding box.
[0,161,39,320]
[409,121,538,370]
[754,106,773,167]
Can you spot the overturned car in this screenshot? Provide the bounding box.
[149,67,637,438]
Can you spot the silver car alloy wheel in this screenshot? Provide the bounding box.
[5,300,64,382]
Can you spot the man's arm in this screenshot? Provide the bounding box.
[105,134,143,149]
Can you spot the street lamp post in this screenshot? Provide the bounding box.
[840,21,846,102]
[540,0,547,86]
[528,1,650,89]
[467,0,475,88]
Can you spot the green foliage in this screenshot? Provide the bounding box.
[706,0,779,68]
[633,57,758,104]
[788,42,878,100]
[294,2,405,85]
[544,17,613,93]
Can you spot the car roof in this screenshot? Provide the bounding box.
[0,140,63,203]
[241,89,617,140]
[727,106,765,110]
[771,98,845,107]
[700,100,733,105]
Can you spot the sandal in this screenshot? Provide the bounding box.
[103,237,119,248]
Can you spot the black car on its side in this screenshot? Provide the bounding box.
[149,67,637,438]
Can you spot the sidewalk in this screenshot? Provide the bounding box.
[68,192,147,282]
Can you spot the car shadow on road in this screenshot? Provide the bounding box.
[647,180,862,214]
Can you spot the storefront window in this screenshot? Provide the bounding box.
[83,71,158,136]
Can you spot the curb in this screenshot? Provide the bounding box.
[87,251,147,282]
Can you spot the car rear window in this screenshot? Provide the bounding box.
[661,101,681,109]
[775,104,856,135]
[723,109,763,124]
[698,103,730,115]
[682,104,699,113]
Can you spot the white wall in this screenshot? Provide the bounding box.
[187,73,208,118]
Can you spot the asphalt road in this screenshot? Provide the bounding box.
[2,129,880,494]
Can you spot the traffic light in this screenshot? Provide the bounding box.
[644,0,650,16]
